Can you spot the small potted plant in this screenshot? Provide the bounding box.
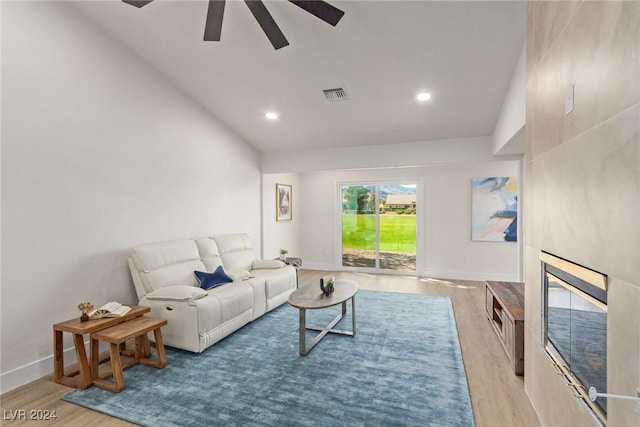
[279,248,288,261]
[77,302,94,322]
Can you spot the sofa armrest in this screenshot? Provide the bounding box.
[144,285,208,301]
[227,270,251,281]
[252,259,285,270]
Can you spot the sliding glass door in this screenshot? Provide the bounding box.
[340,182,417,273]
[378,184,417,271]
[340,184,377,268]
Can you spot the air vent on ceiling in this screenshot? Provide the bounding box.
[323,87,349,102]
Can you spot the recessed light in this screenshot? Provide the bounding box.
[265,112,278,120]
[416,92,431,101]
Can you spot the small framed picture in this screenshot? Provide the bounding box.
[276,183,292,221]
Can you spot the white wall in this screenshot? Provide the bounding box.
[1,1,260,392]
[297,161,520,281]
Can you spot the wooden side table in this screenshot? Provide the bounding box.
[53,306,150,389]
[90,316,167,392]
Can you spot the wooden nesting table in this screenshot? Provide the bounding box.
[90,316,167,392]
[53,306,151,389]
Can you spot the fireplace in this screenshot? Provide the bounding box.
[541,252,608,425]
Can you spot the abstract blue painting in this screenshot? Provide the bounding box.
[471,177,517,242]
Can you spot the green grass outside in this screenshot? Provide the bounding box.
[341,214,416,253]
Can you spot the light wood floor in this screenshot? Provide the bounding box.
[1,270,540,426]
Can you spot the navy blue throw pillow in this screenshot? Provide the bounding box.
[195,266,233,290]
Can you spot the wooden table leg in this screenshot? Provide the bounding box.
[153,328,167,368]
[142,334,151,358]
[53,329,64,381]
[134,334,151,359]
[90,337,100,379]
[140,328,167,368]
[110,343,125,392]
[135,336,144,359]
[72,334,92,388]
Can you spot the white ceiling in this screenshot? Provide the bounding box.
[73,0,526,153]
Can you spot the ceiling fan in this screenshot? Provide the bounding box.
[122,0,345,50]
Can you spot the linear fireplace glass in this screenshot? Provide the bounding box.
[541,252,607,424]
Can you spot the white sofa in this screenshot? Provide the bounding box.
[128,234,297,353]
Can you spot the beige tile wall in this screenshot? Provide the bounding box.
[525,1,640,426]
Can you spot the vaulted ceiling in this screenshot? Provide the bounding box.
[73,0,526,153]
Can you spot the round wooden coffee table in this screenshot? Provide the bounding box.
[287,279,358,355]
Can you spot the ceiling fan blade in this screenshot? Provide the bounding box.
[122,0,154,8]
[204,0,226,41]
[288,1,344,26]
[244,0,289,50]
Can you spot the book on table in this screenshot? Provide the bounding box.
[89,302,131,319]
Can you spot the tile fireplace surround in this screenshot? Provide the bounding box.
[524,1,639,426]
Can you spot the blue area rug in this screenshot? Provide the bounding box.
[63,291,474,426]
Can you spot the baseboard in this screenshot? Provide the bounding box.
[0,341,105,394]
[0,347,74,394]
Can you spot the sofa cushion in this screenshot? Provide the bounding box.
[252,267,297,300]
[133,240,201,272]
[132,240,206,292]
[191,282,254,334]
[145,286,208,301]
[252,259,285,269]
[194,237,223,272]
[195,266,233,290]
[211,282,254,323]
[227,270,251,281]
[214,234,256,273]
[144,259,206,292]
